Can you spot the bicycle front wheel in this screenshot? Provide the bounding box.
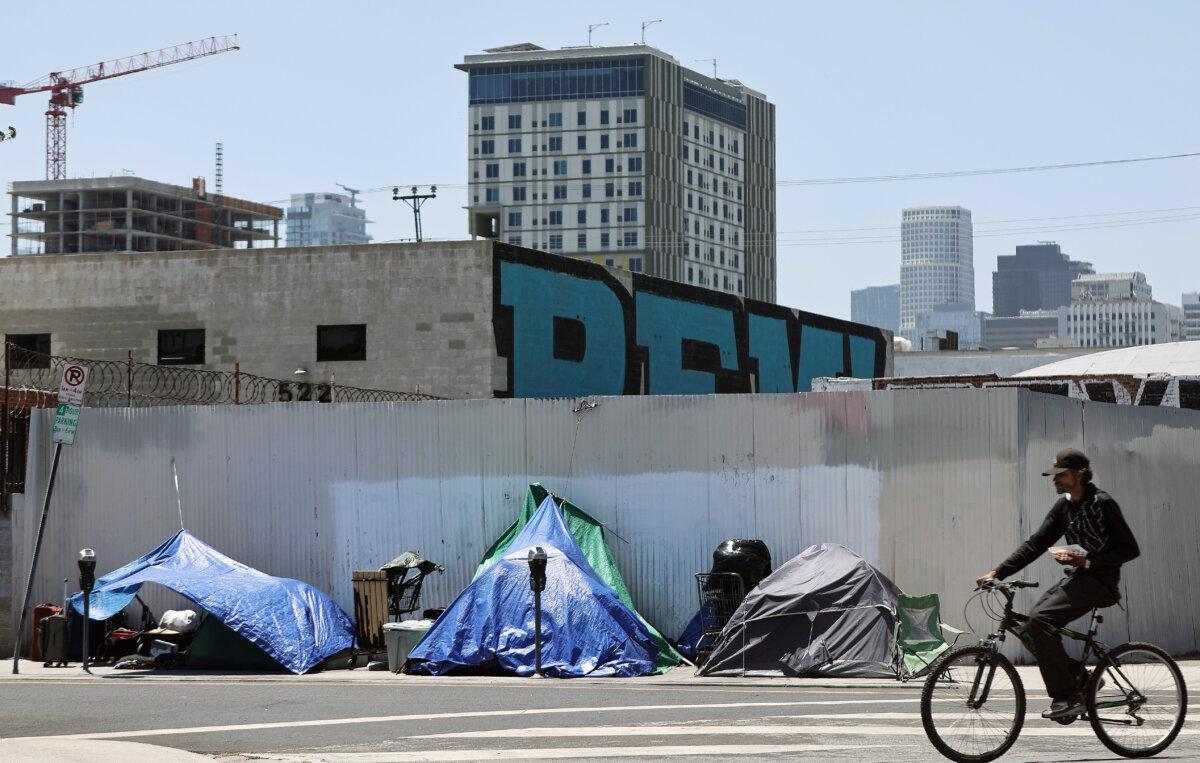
[1087,641,1187,758]
[921,645,1025,762]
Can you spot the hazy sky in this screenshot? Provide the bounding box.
[2,2,1196,319]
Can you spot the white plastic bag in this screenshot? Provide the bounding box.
[159,609,199,633]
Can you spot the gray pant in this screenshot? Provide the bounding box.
[1023,573,1119,701]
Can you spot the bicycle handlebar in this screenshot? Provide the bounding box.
[980,579,1039,591]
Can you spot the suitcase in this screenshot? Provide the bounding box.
[38,613,69,667]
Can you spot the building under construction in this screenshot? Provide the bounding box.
[8,176,281,256]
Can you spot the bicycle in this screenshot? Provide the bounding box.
[920,579,1187,761]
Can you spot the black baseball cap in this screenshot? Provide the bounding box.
[1042,448,1090,476]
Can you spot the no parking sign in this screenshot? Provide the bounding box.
[51,363,88,445]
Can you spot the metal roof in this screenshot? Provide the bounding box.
[1015,340,1200,378]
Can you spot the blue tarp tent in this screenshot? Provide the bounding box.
[406,495,659,677]
[68,530,354,674]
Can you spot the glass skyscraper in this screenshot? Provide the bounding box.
[900,206,974,340]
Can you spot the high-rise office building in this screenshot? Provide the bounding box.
[457,43,776,301]
[285,192,371,248]
[991,243,1093,317]
[899,206,973,339]
[1183,292,1200,341]
[850,284,900,334]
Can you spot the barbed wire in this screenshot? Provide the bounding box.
[0,342,440,407]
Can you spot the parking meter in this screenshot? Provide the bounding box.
[527,547,548,677]
[78,549,96,673]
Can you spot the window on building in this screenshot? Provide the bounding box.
[577,232,587,249]
[485,187,500,203]
[548,234,563,250]
[628,157,642,172]
[623,132,638,148]
[157,328,205,366]
[553,160,568,175]
[629,257,643,272]
[553,185,567,199]
[316,324,365,362]
[600,110,610,125]
[512,186,527,201]
[605,182,615,198]
[508,114,521,129]
[508,138,522,152]
[508,235,522,246]
[577,110,586,126]
[687,266,694,282]
[605,258,615,267]
[687,193,693,209]
[600,134,610,149]
[549,210,563,225]
[600,232,610,248]
[548,112,562,127]
[605,158,615,173]
[719,134,725,148]
[480,139,495,154]
[601,209,610,223]
[624,231,638,247]
[512,162,527,177]
[481,116,495,130]
[5,333,50,368]
[507,212,522,227]
[577,209,587,224]
[548,136,562,152]
[627,181,642,196]
[623,207,638,222]
[623,108,637,124]
[582,183,592,198]
[581,159,592,174]
[682,120,689,135]
[485,163,500,178]
[577,135,587,150]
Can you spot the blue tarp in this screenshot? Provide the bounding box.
[68,530,354,674]
[406,496,659,677]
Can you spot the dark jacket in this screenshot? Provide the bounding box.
[995,483,1140,593]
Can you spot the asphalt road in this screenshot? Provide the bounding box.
[2,673,1196,762]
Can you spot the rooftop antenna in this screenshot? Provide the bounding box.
[641,19,662,44]
[336,183,361,208]
[696,58,717,78]
[171,458,185,531]
[214,142,224,194]
[588,22,609,46]
[392,185,437,242]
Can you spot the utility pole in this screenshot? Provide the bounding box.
[587,22,609,46]
[392,185,436,242]
[641,19,662,44]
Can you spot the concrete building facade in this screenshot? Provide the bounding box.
[900,206,973,340]
[9,177,280,256]
[1060,300,1183,348]
[992,243,1093,317]
[0,241,888,402]
[850,284,900,334]
[285,192,371,247]
[1072,272,1152,302]
[457,43,776,301]
[1183,292,1200,341]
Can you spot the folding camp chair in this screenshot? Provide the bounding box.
[893,593,965,681]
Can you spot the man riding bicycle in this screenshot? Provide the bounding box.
[976,448,1140,720]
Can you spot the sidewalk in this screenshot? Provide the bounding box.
[7,657,1200,692]
[1,738,211,762]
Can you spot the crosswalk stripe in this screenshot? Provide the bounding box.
[246,744,893,761]
[414,724,1199,739]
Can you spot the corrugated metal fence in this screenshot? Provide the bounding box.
[10,388,1200,659]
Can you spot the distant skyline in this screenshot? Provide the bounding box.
[1,1,1197,320]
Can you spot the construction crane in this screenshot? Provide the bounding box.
[336,183,362,208]
[0,35,239,180]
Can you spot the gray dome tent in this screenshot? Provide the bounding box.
[698,543,904,678]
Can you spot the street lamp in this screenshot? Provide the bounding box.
[527,547,548,678]
[77,548,96,674]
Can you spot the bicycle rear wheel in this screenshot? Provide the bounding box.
[921,645,1025,762]
[1087,641,1187,758]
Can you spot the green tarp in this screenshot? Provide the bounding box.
[186,615,286,672]
[476,484,683,671]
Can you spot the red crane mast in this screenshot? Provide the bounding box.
[0,35,239,179]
